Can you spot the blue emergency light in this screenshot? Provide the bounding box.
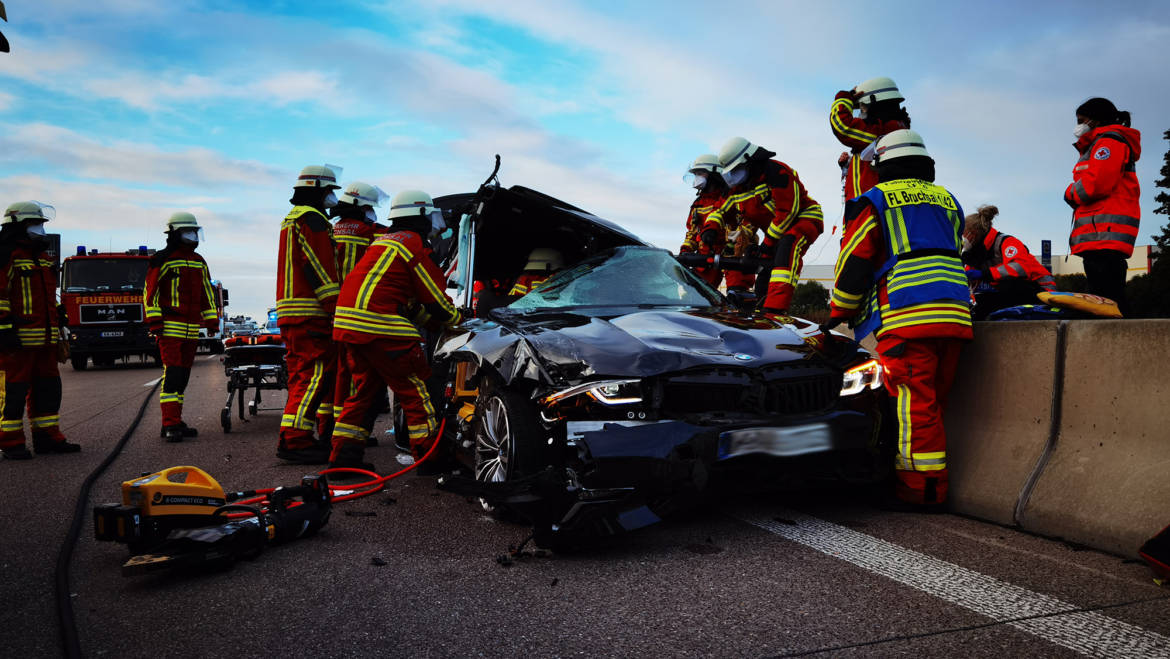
[138,245,148,255]
[76,245,86,255]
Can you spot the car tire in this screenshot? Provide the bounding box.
[70,353,88,371]
[473,383,547,486]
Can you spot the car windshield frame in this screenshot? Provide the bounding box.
[502,246,724,313]
[61,258,150,293]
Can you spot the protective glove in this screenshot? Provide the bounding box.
[758,239,777,261]
[819,319,842,335]
[699,228,720,248]
[966,269,984,283]
[148,321,164,337]
[0,327,20,351]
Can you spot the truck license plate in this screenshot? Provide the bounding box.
[100,330,124,338]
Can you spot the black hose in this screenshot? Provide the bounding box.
[55,380,160,659]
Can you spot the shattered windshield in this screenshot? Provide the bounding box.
[62,258,149,293]
[506,246,723,311]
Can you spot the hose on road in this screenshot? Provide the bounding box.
[55,380,161,659]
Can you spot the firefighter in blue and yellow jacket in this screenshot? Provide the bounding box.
[826,130,972,510]
[143,212,220,442]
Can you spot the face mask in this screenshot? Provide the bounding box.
[27,223,47,238]
[179,229,200,245]
[724,166,749,187]
[429,210,445,238]
[363,208,377,223]
[691,173,708,190]
[323,192,338,209]
[858,106,868,120]
[1073,123,1091,139]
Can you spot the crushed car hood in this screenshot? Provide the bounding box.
[438,307,848,386]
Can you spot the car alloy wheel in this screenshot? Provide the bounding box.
[475,395,512,483]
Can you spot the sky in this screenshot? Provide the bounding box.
[1,0,1167,320]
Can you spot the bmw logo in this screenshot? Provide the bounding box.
[733,353,754,361]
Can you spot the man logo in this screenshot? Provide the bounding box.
[1094,146,1111,160]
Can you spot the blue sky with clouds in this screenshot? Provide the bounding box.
[1,0,1167,319]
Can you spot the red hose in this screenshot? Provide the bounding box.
[225,419,447,518]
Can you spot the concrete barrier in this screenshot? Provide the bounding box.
[945,321,1062,526]
[1018,320,1170,557]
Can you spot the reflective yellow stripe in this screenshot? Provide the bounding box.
[332,422,367,442]
[409,374,437,433]
[830,98,878,143]
[895,383,912,470]
[281,413,315,431]
[355,244,402,310]
[912,451,947,471]
[836,213,879,277]
[1,419,23,432]
[293,361,325,428]
[831,288,863,309]
[29,415,60,428]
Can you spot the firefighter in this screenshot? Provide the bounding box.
[826,129,972,510]
[0,201,79,459]
[143,212,221,442]
[508,248,563,296]
[707,137,824,314]
[330,190,462,470]
[328,181,389,445]
[1064,97,1141,313]
[275,164,343,464]
[830,76,911,200]
[962,204,1057,320]
[681,154,729,288]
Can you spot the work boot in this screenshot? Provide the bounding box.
[32,438,82,454]
[159,422,198,439]
[276,444,330,465]
[2,446,34,460]
[328,443,375,473]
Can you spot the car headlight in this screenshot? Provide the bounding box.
[841,359,882,396]
[541,379,643,406]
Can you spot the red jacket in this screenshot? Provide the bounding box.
[276,206,339,328]
[333,216,378,283]
[332,230,462,346]
[681,189,726,253]
[508,273,551,296]
[143,245,219,339]
[0,244,59,346]
[1064,124,1141,257]
[704,160,823,248]
[830,91,907,200]
[974,228,1056,291]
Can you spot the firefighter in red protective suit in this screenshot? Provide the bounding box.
[826,130,972,510]
[0,201,79,459]
[681,154,730,288]
[707,137,824,313]
[961,204,1057,320]
[508,248,563,296]
[1064,97,1141,314]
[328,181,389,445]
[143,212,220,442]
[830,76,911,200]
[275,164,343,464]
[330,190,463,471]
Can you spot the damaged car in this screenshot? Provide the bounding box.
[428,175,889,546]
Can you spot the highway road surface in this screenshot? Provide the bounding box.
[1,355,1167,658]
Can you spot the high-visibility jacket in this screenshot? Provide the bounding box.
[1064,124,1141,257]
[333,230,462,345]
[508,273,550,296]
[970,228,1056,291]
[0,245,59,346]
[830,91,908,200]
[333,216,378,282]
[681,189,726,253]
[704,160,823,248]
[830,179,972,342]
[143,246,219,339]
[276,205,340,327]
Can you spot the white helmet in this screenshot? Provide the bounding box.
[872,129,930,165]
[165,211,201,232]
[524,247,564,273]
[294,164,343,189]
[388,189,445,237]
[3,201,55,225]
[688,153,721,175]
[855,76,904,105]
[339,181,389,208]
[717,137,763,173]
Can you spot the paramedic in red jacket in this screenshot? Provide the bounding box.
[330,190,463,471]
[681,154,729,287]
[706,137,823,314]
[143,212,221,442]
[1064,97,1141,313]
[276,164,343,464]
[830,77,911,200]
[962,205,1057,320]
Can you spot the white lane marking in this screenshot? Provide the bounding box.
[735,510,1170,658]
[142,377,161,387]
[204,354,219,361]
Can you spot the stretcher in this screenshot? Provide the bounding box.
[220,334,287,432]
